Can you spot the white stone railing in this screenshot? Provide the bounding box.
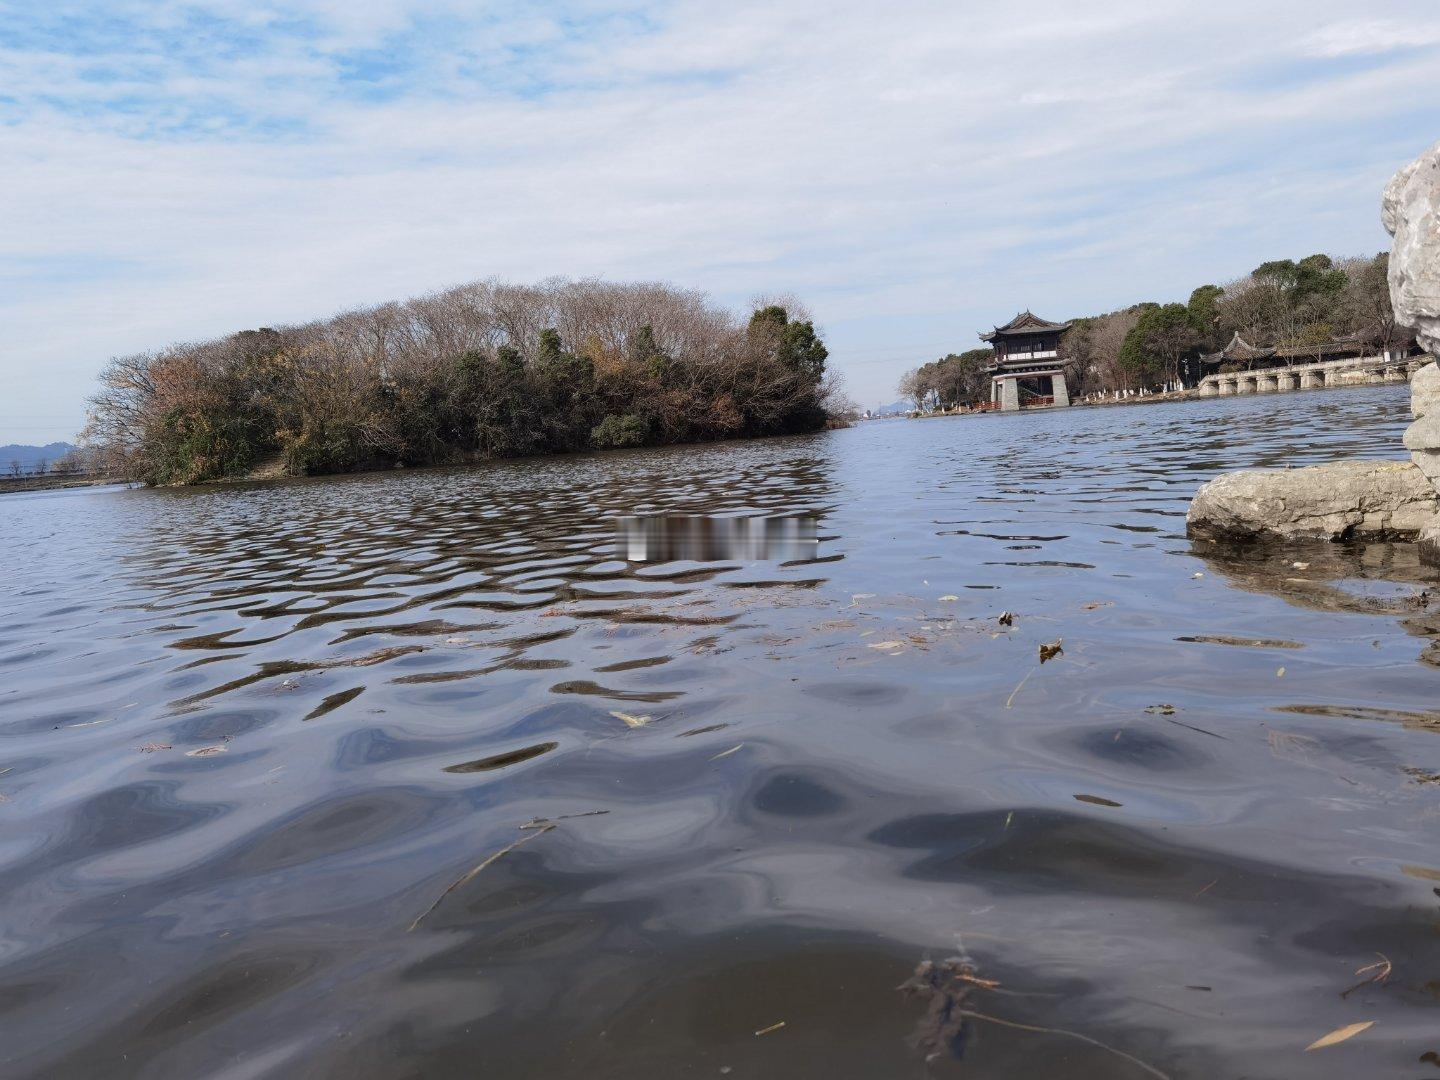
[1197,354,1431,398]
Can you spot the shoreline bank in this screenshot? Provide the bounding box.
[0,475,123,496]
[895,371,1429,421]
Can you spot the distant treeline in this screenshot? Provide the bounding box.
[84,279,841,485]
[900,252,1402,408]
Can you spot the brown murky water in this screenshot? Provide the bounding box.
[4,385,1440,1078]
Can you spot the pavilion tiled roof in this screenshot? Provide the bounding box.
[1214,332,1275,363]
[980,311,1072,341]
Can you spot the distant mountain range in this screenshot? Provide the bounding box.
[867,399,911,416]
[1,442,76,473]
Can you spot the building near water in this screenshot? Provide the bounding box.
[1198,329,1420,378]
[981,311,1072,411]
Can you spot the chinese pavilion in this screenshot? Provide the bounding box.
[981,311,1072,411]
[1211,332,1275,366]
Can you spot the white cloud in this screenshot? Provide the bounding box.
[2,0,1438,434]
[1302,18,1440,57]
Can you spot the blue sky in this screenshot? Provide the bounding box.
[3,1,1440,440]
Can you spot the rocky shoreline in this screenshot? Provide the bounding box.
[1188,140,1440,564]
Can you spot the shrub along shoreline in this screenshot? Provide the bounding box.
[83,279,839,486]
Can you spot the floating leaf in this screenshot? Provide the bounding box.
[1074,793,1122,807]
[186,745,227,757]
[1039,640,1063,663]
[939,595,959,602]
[1176,635,1303,649]
[1277,667,1286,678]
[998,611,1015,626]
[869,641,905,651]
[609,710,652,728]
[1305,1020,1373,1051]
[445,742,557,773]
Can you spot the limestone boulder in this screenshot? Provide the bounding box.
[1405,411,1440,490]
[1422,518,1440,566]
[1411,361,1440,420]
[1406,363,1440,499]
[1383,142,1440,355]
[1187,459,1439,542]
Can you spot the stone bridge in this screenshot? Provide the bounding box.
[1197,354,1431,397]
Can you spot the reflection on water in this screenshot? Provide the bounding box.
[3,386,1440,1078]
[616,512,820,562]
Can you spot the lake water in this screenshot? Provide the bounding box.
[4,385,1440,1079]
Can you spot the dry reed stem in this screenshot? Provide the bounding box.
[955,1009,1172,1080]
[1340,954,1392,998]
[408,823,557,932]
[1005,666,1038,709]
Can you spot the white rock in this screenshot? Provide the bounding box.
[1386,144,1440,501]
[1411,361,1440,420]
[1407,363,1440,498]
[1187,459,1439,542]
[1403,413,1440,452]
[1384,142,1440,356]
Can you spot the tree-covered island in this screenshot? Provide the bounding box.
[83,280,840,485]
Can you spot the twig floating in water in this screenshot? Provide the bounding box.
[519,810,609,829]
[900,951,1170,1077]
[954,1009,1172,1080]
[1005,665,1038,709]
[754,1021,786,1036]
[1162,716,1228,740]
[1340,954,1392,999]
[408,823,556,932]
